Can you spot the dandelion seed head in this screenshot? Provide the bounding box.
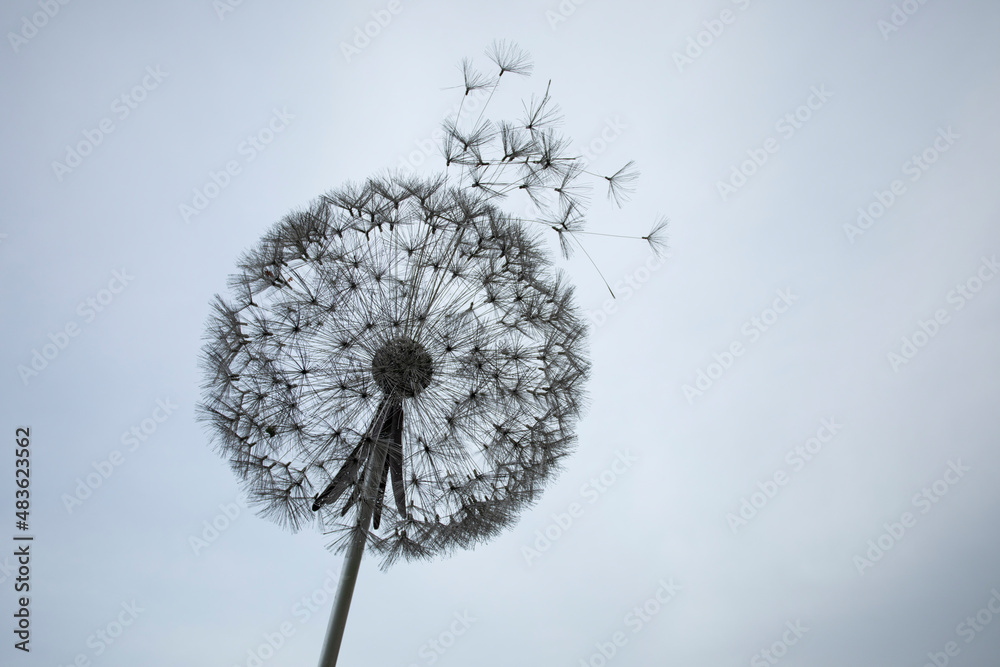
[199,177,589,568]
[199,41,665,570]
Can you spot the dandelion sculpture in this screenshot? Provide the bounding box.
[198,41,666,666]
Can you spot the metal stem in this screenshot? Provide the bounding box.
[316,436,388,666]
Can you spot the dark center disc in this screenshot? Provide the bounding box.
[371,336,434,397]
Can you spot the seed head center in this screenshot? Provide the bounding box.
[371,336,434,397]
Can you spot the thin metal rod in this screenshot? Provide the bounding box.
[316,438,388,666]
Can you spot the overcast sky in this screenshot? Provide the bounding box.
[2,1,999,666]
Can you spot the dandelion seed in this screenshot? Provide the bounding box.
[603,159,640,207]
[643,215,670,258]
[486,39,534,78]
[458,57,494,96]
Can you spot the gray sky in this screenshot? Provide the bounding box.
[2,0,999,665]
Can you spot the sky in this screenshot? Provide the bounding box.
[1,0,999,666]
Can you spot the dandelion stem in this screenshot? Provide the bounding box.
[569,232,615,298]
[563,230,641,240]
[317,412,391,667]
